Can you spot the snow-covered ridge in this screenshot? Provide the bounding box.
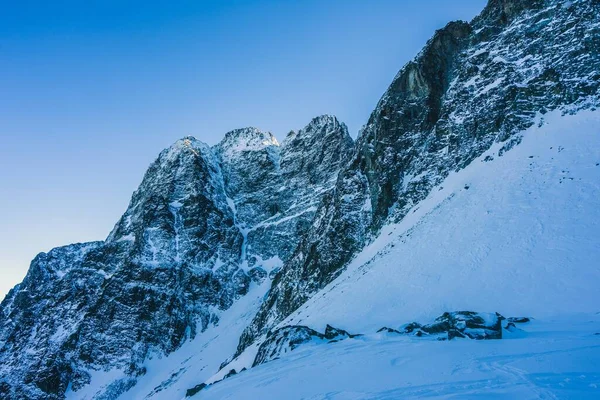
[237,0,600,356]
[208,107,600,399]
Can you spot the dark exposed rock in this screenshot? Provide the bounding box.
[406,311,505,340]
[402,322,423,334]
[448,329,467,340]
[504,322,518,332]
[268,267,281,280]
[377,327,402,334]
[504,317,530,331]
[248,267,267,284]
[475,0,545,28]
[185,383,207,397]
[324,325,360,340]
[252,325,323,367]
[224,369,237,379]
[252,324,360,367]
[507,317,531,324]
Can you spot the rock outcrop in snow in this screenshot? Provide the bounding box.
[402,311,504,340]
[252,324,360,368]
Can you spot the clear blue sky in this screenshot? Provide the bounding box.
[0,0,487,298]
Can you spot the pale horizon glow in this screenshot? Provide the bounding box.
[0,0,487,299]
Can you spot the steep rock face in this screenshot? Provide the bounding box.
[108,137,242,275]
[244,116,354,264]
[237,0,600,354]
[216,128,281,231]
[0,120,353,399]
[0,242,106,398]
[216,116,354,269]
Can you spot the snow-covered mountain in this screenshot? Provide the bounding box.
[200,108,600,399]
[1,0,599,399]
[237,0,600,354]
[0,117,353,399]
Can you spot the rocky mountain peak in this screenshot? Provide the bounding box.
[4,0,598,398]
[281,115,353,192]
[217,127,279,158]
[215,115,354,266]
[284,114,347,144]
[475,0,546,27]
[158,135,211,161]
[303,114,345,133]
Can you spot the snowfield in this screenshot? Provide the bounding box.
[199,316,600,400]
[199,109,600,399]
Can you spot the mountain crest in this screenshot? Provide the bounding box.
[218,127,279,157]
[160,135,210,160]
[284,114,348,144]
[477,0,546,26]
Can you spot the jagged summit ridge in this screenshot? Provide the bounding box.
[216,114,354,267]
[217,127,280,158]
[283,114,347,142]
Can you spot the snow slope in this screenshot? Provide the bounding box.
[209,109,600,398]
[199,315,600,400]
[281,109,600,334]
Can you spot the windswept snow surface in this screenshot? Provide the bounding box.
[199,316,600,399]
[213,109,600,398]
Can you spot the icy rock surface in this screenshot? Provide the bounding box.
[252,323,359,367]
[0,119,352,399]
[402,311,504,340]
[237,0,600,354]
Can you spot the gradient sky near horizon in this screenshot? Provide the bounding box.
[0,0,487,299]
